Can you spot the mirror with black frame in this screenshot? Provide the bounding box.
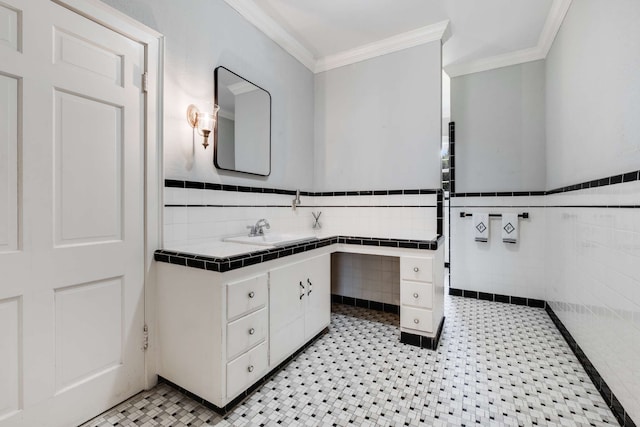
[214,66,271,176]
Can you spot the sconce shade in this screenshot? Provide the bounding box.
[197,112,215,133]
[187,104,220,149]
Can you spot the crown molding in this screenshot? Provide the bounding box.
[223,0,316,71]
[537,0,572,56]
[444,0,572,78]
[445,46,544,78]
[315,20,450,73]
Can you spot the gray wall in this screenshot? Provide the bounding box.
[545,0,640,189]
[451,60,546,192]
[314,42,442,191]
[99,0,315,190]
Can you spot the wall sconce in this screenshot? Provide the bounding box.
[187,104,220,149]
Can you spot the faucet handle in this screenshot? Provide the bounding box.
[246,225,256,236]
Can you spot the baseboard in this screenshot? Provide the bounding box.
[331,293,400,315]
[448,287,546,308]
[546,305,636,427]
[400,316,445,350]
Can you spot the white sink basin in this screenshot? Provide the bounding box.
[223,233,317,247]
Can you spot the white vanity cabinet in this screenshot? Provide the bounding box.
[156,263,271,408]
[269,254,330,367]
[399,248,444,339]
[156,252,331,410]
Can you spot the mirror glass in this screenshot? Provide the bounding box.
[214,66,271,176]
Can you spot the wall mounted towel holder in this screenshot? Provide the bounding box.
[459,212,529,219]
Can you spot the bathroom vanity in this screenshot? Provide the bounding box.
[155,234,444,411]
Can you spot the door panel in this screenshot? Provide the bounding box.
[0,297,20,421]
[269,260,305,366]
[54,278,123,393]
[0,1,147,425]
[54,90,123,245]
[0,3,19,51]
[304,255,331,339]
[0,74,18,253]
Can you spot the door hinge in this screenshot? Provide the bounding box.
[142,72,149,93]
[143,324,149,350]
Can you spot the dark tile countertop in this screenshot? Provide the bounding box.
[155,235,444,273]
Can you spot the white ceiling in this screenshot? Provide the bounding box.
[224,0,572,76]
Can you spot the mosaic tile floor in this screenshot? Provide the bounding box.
[82,296,618,426]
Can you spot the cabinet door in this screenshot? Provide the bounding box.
[269,261,305,366]
[304,254,331,339]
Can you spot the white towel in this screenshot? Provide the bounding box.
[473,213,489,242]
[502,213,519,244]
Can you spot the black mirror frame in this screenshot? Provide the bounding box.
[214,66,272,177]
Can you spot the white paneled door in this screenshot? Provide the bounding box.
[0,1,147,425]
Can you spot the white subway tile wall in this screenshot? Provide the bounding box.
[546,180,640,422]
[449,197,547,300]
[331,253,400,305]
[449,180,640,423]
[163,189,439,248]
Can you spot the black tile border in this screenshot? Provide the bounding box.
[165,204,439,208]
[448,287,546,309]
[400,316,445,350]
[449,121,455,195]
[450,169,639,198]
[165,179,441,197]
[331,294,399,315]
[158,328,329,416]
[155,235,444,273]
[546,305,636,427]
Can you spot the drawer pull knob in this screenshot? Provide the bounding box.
[414,318,419,324]
[413,293,419,299]
[413,267,419,272]
[247,365,254,373]
[249,328,255,335]
[248,291,255,299]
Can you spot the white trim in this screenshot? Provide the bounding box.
[52,0,164,391]
[52,0,162,40]
[222,0,316,71]
[445,0,572,77]
[445,46,544,78]
[537,0,572,57]
[219,109,235,120]
[315,21,449,73]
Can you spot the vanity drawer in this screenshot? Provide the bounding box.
[226,341,268,398]
[400,306,433,333]
[400,281,433,309]
[400,256,432,283]
[227,274,267,320]
[227,308,267,360]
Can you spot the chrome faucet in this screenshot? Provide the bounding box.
[247,218,270,237]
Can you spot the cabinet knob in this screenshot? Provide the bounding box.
[248,291,255,299]
[414,318,419,324]
[247,365,254,373]
[413,267,419,272]
[413,293,419,299]
[248,328,255,335]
